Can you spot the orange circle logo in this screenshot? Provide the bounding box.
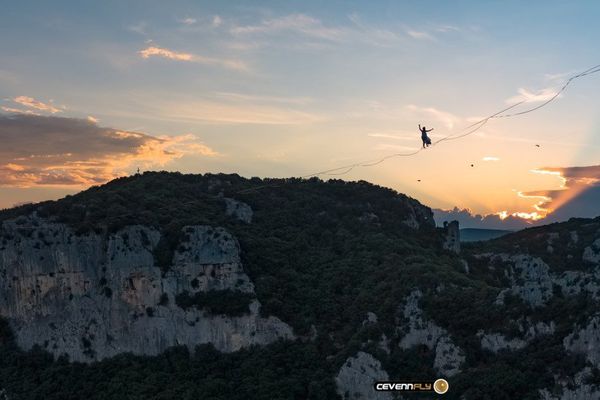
[433,378,449,394]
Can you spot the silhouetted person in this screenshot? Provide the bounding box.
[419,124,433,148]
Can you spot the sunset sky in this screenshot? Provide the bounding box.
[1,1,599,227]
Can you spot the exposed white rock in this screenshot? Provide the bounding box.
[462,259,470,274]
[539,367,600,400]
[583,239,600,264]
[398,290,464,376]
[0,215,293,362]
[478,331,527,352]
[521,319,556,341]
[478,318,555,353]
[223,197,253,223]
[547,232,560,243]
[539,386,600,400]
[554,270,600,299]
[400,198,435,230]
[564,315,600,367]
[359,212,379,224]
[492,254,553,307]
[363,311,378,326]
[399,291,445,350]
[433,335,465,377]
[335,351,392,400]
[402,213,420,229]
[570,231,579,245]
[378,333,390,354]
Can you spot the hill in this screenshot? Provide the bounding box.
[460,228,513,242]
[0,172,599,399]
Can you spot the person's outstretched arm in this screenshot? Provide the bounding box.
[426,128,434,132]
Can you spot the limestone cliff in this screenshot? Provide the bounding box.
[0,213,293,362]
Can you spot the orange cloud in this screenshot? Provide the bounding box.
[0,114,218,188]
[139,46,194,61]
[13,96,62,113]
[497,210,544,221]
[518,165,600,217]
[138,46,247,71]
[1,106,39,115]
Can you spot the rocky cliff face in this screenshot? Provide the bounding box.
[0,213,293,362]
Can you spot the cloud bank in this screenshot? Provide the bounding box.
[436,164,600,229]
[0,114,217,187]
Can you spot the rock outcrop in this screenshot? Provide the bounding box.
[583,238,600,264]
[0,214,293,362]
[493,254,554,307]
[223,197,253,223]
[478,319,555,353]
[335,351,392,400]
[539,367,600,400]
[398,290,465,377]
[401,198,436,229]
[564,314,600,368]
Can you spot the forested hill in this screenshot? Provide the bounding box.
[0,172,599,399]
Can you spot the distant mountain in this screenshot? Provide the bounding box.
[0,172,599,399]
[460,228,513,242]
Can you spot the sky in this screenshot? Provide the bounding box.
[0,0,599,228]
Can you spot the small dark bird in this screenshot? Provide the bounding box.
[535,144,540,147]
[470,164,474,167]
[417,179,421,182]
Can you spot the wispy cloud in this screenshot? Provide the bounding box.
[231,13,344,41]
[347,13,400,46]
[0,114,218,187]
[404,23,466,42]
[435,25,460,33]
[1,106,39,115]
[406,29,434,40]
[482,156,500,161]
[506,87,559,104]
[179,17,197,25]
[13,96,63,113]
[406,104,461,129]
[212,15,222,27]
[128,21,148,35]
[138,46,248,71]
